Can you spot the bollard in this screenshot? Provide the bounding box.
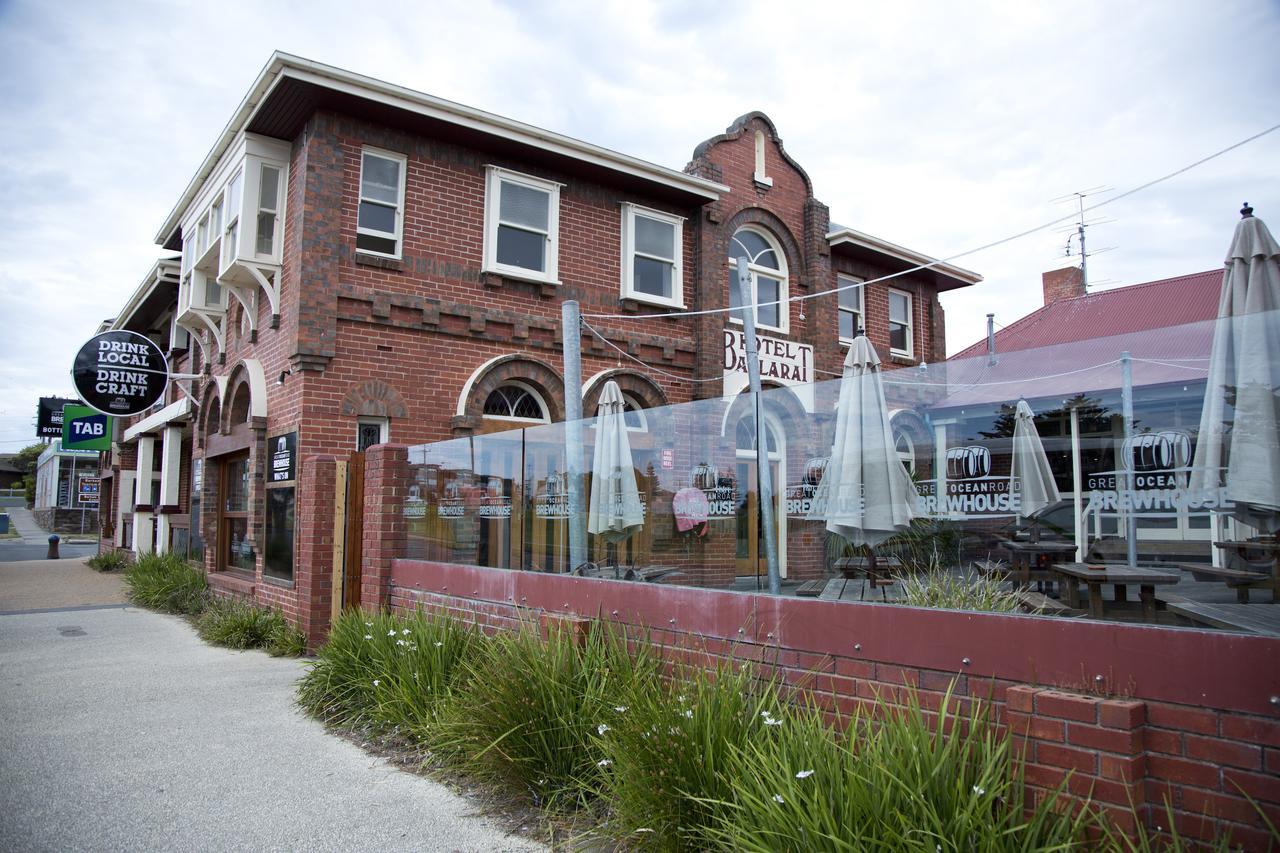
[47,534,60,560]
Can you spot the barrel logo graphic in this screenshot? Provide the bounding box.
[1122,430,1191,472]
[946,446,992,480]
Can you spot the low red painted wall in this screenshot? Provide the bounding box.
[389,558,1280,847]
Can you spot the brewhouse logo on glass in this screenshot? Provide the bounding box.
[918,446,1019,516]
[692,463,737,519]
[1086,430,1231,516]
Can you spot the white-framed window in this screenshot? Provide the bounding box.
[483,166,561,283]
[837,274,864,343]
[256,163,282,257]
[482,382,550,423]
[728,226,788,332]
[893,427,916,475]
[223,170,243,267]
[356,148,406,258]
[356,417,389,452]
[888,289,913,357]
[621,394,647,432]
[621,203,683,306]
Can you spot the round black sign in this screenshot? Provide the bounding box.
[71,330,170,417]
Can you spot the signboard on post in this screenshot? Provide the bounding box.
[78,476,101,504]
[36,397,79,439]
[71,330,169,417]
[62,405,113,451]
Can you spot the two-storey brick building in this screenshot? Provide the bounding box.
[97,53,980,635]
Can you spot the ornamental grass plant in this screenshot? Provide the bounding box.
[196,596,304,655]
[434,621,659,812]
[897,562,1023,613]
[297,608,479,737]
[122,551,208,615]
[86,550,128,572]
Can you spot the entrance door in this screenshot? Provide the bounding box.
[217,452,253,572]
[734,458,783,576]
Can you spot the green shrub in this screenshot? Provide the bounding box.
[265,619,308,657]
[86,550,128,572]
[298,608,480,737]
[708,688,1100,851]
[123,551,207,615]
[436,621,657,811]
[196,597,282,649]
[597,658,785,850]
[897,563,1023,613]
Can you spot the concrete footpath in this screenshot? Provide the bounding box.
[0,605,544,851]
[0,557,127,613]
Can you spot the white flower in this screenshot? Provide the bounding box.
[387,630,397,637]
[796,770,815,779]
[365,622,373,627]
[597,759,612,767]
[364,634,373,640]
[372,679,380,687]
[597,723,610,735]
[677,695,687,703]
[395,639,406,646]
[773,794,785,804]
[763,716,782,727]
[401,629,410,635]
[614,705,628,713]
[683,709,694,718]
[634,828,654,834]
[972,785,985,796]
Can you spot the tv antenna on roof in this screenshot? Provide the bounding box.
[1050,186,1112,291]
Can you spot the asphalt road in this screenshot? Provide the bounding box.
[0,540,96,561]
[0,606,544,852]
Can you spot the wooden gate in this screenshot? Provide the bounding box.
[342,451,366,610]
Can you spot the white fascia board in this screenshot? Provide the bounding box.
[124,399,192,442]
[826,227,983,286]
[111,258,182,331]
[157,52,726,244]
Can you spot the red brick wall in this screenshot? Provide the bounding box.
[385,560,1279,847]
[1043,265,1086,305]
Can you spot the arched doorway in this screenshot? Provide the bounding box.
[734,411,787,578]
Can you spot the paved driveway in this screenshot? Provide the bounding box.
[0,606,544,852]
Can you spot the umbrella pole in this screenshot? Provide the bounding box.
[736,258,782,595]
[1071,403,1085,562]
[1120,351,1137,568]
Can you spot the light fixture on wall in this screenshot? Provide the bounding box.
[277,369,292,386]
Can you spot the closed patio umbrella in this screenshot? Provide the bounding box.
[809,335,918,551]
[1189,205,1280,535]
[1010,399,1061,528]
[587,380,644,546]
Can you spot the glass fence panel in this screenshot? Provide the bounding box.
[403,308,1280,628]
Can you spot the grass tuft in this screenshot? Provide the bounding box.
[123,551,208,615]
[897,563,1023,612]
[86,550,128,572]
[197,597,284,649]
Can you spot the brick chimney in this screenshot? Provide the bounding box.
[1042,265,1085,305]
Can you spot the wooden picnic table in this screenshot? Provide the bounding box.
[1214,539,1280,600]
[833,555,903,581]
[997,538,1077,589]
[1165,599,1280,637]
[1051,562,1180,622]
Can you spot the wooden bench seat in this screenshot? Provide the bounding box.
[1165,599,1280,636]
[1175,562,1270,603]
[1017,590,1072,616]
[795,580,826,597]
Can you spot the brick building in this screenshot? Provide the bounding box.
[96,53,980,633]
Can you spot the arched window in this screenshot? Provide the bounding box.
[728,226,788,331]
[228,382,251,426]
[735,416,780,456]
[622,394,647,432]
[893,428,916,475]
[483,382,549,423]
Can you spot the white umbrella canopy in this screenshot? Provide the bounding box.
[1010,399,1061,520]
[587,380,645,544]
[1189,206,1280,534]
[809,335,918,547]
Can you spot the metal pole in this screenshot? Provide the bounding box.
[1077,195,1089,290]
[1071,403,1084,562]
[736,257,781,595]
[1120,352,1136,568]
[562,300,587,572]
[986,314,997,366]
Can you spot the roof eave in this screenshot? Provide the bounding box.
[155,52,728,246]
[826,227,983,290]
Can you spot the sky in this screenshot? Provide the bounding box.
[1,0,1277,450]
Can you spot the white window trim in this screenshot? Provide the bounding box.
[483,165,561,285]
[356,147,407,260]
[620,203,684,308]
[728,226,789,335]
[482,380,551,424]
[888,287,914,358]
[357,417,390,450]
[837,274,865,346]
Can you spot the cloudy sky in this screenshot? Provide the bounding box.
[1,0,1277,449]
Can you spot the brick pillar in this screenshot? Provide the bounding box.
[1006,685,1146,834]
[132,435,155,554]
[295,454,339,649]
[362,444,410,609]
[1042,265,1085,305]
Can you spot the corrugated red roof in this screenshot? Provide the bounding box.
[954,269,1223,359]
